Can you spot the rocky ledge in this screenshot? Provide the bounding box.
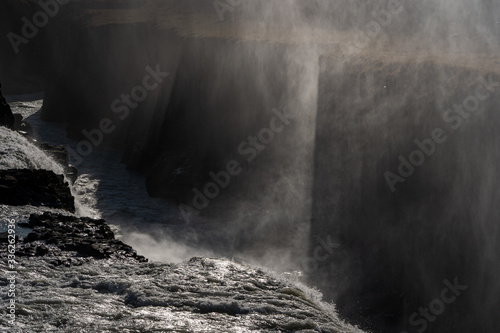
[1,84,78,183]
[0,212,147,267]
[1,83,33,135]
[0,169,75,212]
[33,142,78,183]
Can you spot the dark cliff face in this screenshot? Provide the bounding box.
[2,0,499,201]
[0,84,15,129]
[0,169,75,212]
[0,1,45,94]
[31,18,309,207]
[38,27,295,199]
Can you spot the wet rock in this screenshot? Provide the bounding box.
[34,142,78,183]
[0,169,75,212]
[11,213,147,265]
[38,143,67,164]
[0,87,77,182]
[0,83,15,130]
[0,84,31,134]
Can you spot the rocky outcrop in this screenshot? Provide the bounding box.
[0,212,148,266]
[0,83,14,129]
[0,86,78,182]
[34,142,78,183]
[0,169,75,212]
[12,113,33,136]
[0,83,35,136]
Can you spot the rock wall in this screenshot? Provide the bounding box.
[0,169,75,212]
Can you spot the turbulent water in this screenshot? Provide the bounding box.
[0,97,364,332]
[0,255,367,332]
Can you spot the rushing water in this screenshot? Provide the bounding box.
[0,256,364,333]
[0,96,364,332]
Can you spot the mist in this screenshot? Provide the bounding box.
[1,0,500,332]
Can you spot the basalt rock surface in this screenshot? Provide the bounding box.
[0,169,75,212]
[1,212,148,266]
[33,142,78,183]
